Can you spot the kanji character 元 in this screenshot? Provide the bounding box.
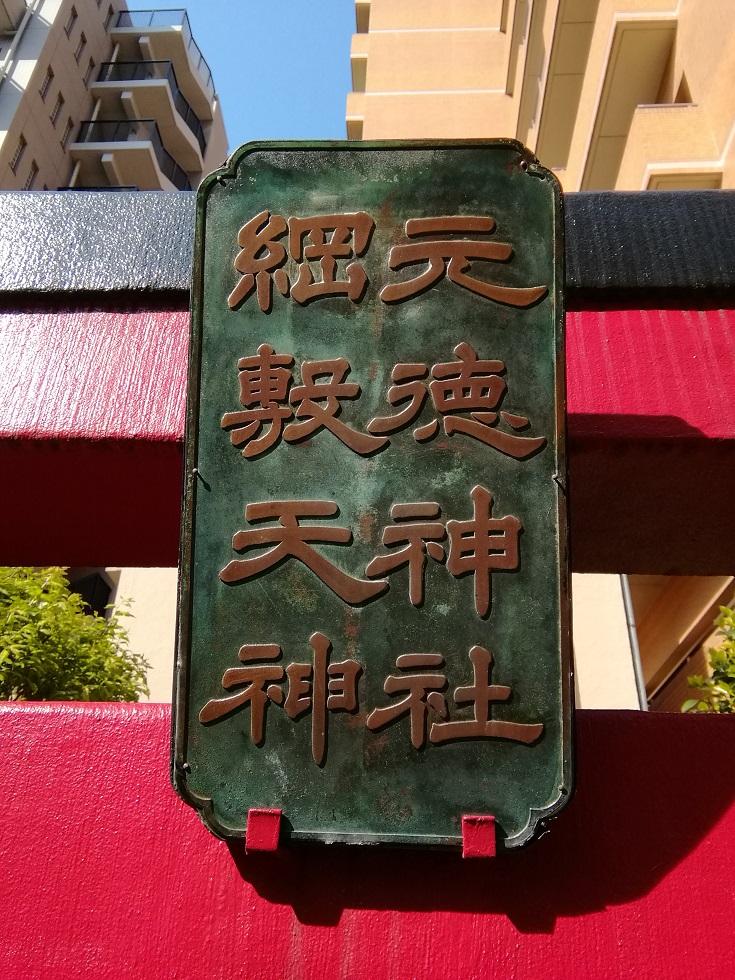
[430,646,544,744]
[199,644,284,744]
[220,344,294,458]
[380,216,548,306]
[431,343,546,459]
[365,503,446,606]
[289,212,375,304]
[284,357,388,455]
[447,486,522,617]
[227,210,289,312]
[367,653,449,749]
[367,363,439,441]
[219,500,388,605]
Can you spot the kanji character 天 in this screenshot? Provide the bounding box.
[446,485,522,617]
[199,644,284,744]
[365,503,446,606]
[430,646,544,744]
[431,342,547,459]
[288,212,375,304]
[380,216,548,306]
[284,357,389,455]
[220,344,294,458]
[367,363,439,441]
[366,653,449,749]
[219,500,388,605]
[227,210,289,312]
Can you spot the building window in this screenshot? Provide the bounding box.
[61,117,74,149]
[40,66,54,101]
[84,57,96,86]
[74,32,86,63]
[23,161,39,191]
[9,135,26,173]
[51,92,65,126]
[104,4,114,30]
[64,5,77,37]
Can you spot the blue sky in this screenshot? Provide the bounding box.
[183,0,356,152]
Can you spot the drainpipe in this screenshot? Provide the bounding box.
[621,574,648,710]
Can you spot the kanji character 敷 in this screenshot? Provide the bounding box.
[199,644,284,744]
[380,216,548,306]
[288,212,375,304]
[227,210,289,312]
[366,653,448,749]
[220,344,294,458]
[219,500,388,605]
[365,503,446,606]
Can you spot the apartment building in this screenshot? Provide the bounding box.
[346,0,735,712]
[347,0,735,191]
[0,0,227,190]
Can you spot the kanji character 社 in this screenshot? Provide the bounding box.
[220,344,294,458]
[447,486,522,618]
[431,342,546,459]
[365,503,446,606]
[366,653,449,749]
[284,357,388,455]
[219,500,388,605]
[199,644,284,744]
[227,210,290,312]
[430,646,544,744]
[288,212,375,304]
[380,216,548,306]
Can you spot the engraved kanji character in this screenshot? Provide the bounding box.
[220,344,294,458]
[284,357,389,455]
[220,500,388,605]
[199,644,284,744]
[366,653,448,749]
[380,216,548,306]
[228,210,290,312]
[289,212,374,304]
[431,343,546,459]
[365,503,446,606]
[367,363,439,441]
[430,646,544,744]
[447,486,521,618]
[283,632,362,765]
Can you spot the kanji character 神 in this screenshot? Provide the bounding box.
[365,503,446,606]
[379,216,548,306]
[219,500,388,605]
[366,653,449,749]
[446,485,522,618]
[220,344,294,458]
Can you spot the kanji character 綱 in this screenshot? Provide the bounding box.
[366,653,449,749]
[367,363,439,441]
[219,500,388,605]
[431,342,546,459]
[199,644,284,744]
[430,646,544,744]
[284,357,389,455]
[365,503,446,606]
[220,344,294,458]
[228,210,290,312]
[283,632,362,765]
[289,212,374,304]
[380,216,548,306]
[447,486,522,618]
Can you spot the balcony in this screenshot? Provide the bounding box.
[111,10,214,120]
[70,119,191,191]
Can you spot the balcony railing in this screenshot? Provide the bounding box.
[74,119,192,190]
[96,61,206,153]
[114,9,214,99]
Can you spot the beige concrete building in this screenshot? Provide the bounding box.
[347,0,735,192]
[0,0,226,190]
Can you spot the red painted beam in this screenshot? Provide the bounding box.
[0,704,733,979]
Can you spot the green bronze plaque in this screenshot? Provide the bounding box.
[173,140,571,850]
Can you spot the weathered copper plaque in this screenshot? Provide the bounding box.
[173,141,571,850]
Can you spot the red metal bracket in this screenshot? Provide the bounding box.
[245,808,282,853]
[462,815,496,858]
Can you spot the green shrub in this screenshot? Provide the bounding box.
[682,605,735,714]
[0,567,149,702]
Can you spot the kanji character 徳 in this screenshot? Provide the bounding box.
[219,500,388,605]
[367,363,439,441]
[366,653,449,749]
[365,503,446,606]
[220,344,294,458]
[380,216,548,306]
